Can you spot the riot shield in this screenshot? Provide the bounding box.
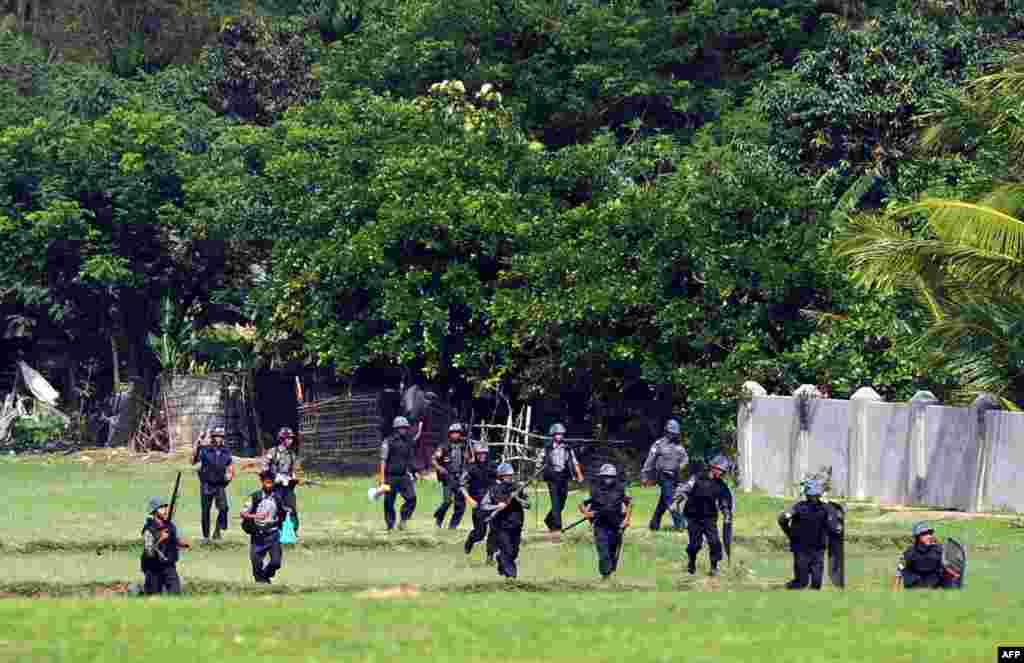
[825,501,845,588]
[943,537,966,589]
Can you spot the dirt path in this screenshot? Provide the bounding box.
[865,509,1018,523]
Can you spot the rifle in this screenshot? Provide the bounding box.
[562,516,589,533]
[168,471,182,523]
[288,478,322,488]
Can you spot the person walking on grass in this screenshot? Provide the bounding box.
[778,479,833,590]
[192,426,234,541]
[579,464,633,581]
[265,427,300,533]
[481,463,530,579]
[240,470,286,584]
[640,419,689,531]
[542,423,583,533]
[433,422,471,529]
[462,441,499,563]
[675,455,732,577]
[379,416,418,531]
[141,497,189,595]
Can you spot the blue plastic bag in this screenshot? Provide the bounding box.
[280,513,298,545]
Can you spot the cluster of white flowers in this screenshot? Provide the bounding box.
[428,80,467,96]
[476,83,502,104]
[427,80,502,104]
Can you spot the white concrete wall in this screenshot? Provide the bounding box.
[748,396,794,496]
[863,401,911,504]
[921,405,976,510]
[985,410,1024,512]
[737,385,1024,512]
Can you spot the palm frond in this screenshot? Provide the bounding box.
[968,59,1024,100]
[892,197,1024,259]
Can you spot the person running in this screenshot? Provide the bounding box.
[640,419,688,531]
[481,463,530,579]
[379,416,418,531]
[192,426,234,541]
[541,423,583,533]
[433,423,470,529]
[675,455,732,576]
[579,464,633,580]
[240,470,286,584]
[462,441,499,562]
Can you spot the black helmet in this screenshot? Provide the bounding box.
[259,469,276,481]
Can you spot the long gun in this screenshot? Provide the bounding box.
[167,471,182,523]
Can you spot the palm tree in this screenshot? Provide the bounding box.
[835,56,1024,406]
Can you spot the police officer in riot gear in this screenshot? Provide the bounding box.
[778,479,835,590]
[579,464,633,580]
[641,419,689,531]
[462,441,499,561]
[379,416,418,531]
[676,455,732,576]
[897,522,963,590]
[481,463,530,579]
[433,422,471,529]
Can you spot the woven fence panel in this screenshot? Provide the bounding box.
[299,395,384,474]
[162,375,224,452]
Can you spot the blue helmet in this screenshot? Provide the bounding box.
[147,497,167,514]
[664,419,681,435]
[912,521,934,538]
[497,463,515,476]
[549,423,566,436]
[803,480,823,497]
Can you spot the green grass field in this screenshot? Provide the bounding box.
[2,453,1023,663]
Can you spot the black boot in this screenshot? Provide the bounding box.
[687,557,696,575]
[709,563,720,577]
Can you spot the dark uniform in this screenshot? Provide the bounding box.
[678,473,732,573]
[482,477,529,578]
[581,473,632,578]
[542,438,579,532]
[900,544,957,589]
[265,442,300,532]
[194,443,233,539]
[433,439,469,529]
[640,426,688,531]
[779,499,830,589]
[245,488,285,583]
[141,517,182,595]
[380,430,418,530]
[462,455,499,558]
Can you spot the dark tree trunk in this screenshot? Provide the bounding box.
[107,293,153,448]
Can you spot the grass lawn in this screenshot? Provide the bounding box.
[1,588,1021,663]
[3,452,1022,663]
[4,455,1021,550]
